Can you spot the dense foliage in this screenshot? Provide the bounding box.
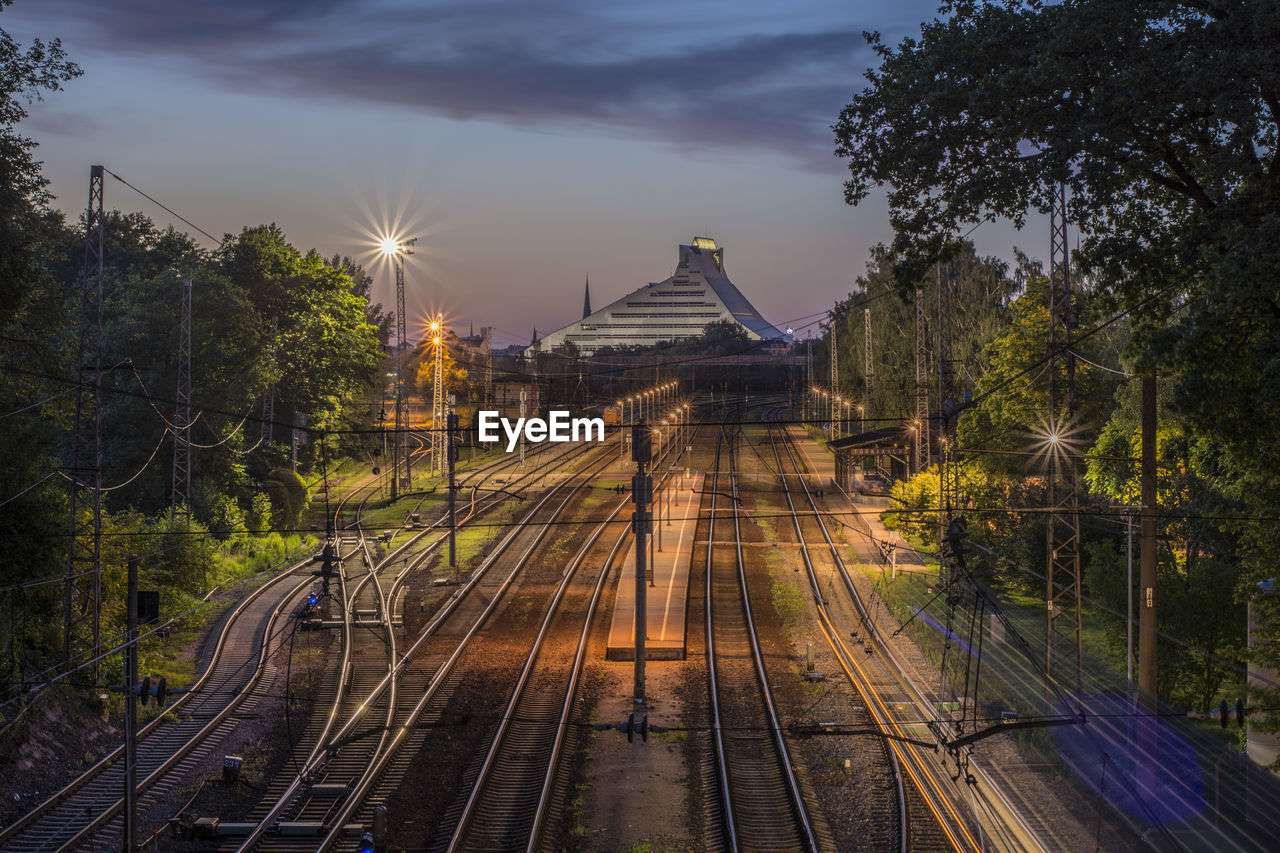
[830,0,1278,721]
[0,7,390,693]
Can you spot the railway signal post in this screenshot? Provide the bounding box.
[124,556,138,851]
[448,411,458,570]
[632,424,652,703]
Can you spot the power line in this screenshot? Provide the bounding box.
[103,169,221,245]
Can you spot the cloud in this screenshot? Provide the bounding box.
[28,0,879,170]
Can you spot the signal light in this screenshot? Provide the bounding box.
[359,832,375,853]
[308,593,318,607]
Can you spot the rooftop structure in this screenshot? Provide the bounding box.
[536,237,791,354]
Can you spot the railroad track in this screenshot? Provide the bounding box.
[766,416,991,852]
[231,431,628,850]
[442,419,700,852]
[703,426,827,852]
[0,432,580,852]
[762,417,922,852]
[0,550,315,851]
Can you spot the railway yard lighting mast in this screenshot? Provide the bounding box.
[65,165,104,681]
[429,314,446,475]
[381,236,415,499]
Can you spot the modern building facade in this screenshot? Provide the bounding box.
[536,237,791,354]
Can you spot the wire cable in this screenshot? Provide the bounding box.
[104,169,221,244]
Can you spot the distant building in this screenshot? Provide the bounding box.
[536,237,792,354]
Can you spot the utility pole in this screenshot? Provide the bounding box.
[915,284,930,474]
[519,390,527,468]
[1045,183,1084,691]
[123,556,138,852]
[481,326,494,409]
[64,165,104,682]
[1139,373,1158,704]
[392,238,415,498]
[631,425,652,703]
[261,315,277,447]
[171,278,192,525]
[937,263,960,552]
[429,314,447,475]
[804,331,812,423]
[864,307,874,463]
[447,407,457,571]
[829,325,839,440]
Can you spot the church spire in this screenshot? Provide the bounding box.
[582,274,592,320]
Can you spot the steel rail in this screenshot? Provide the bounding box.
[232,442,594,851]
[724,425,819,852]
[446,493,632,851]
[770,418,990,851]
[0,555,316,847]
[764,418,911,853]
[310,438,625,851]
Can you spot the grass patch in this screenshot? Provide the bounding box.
[771,574,806,629]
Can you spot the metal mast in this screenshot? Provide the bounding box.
[805,331,812,422]
[915,286,930,473]
[865,303,875,427]
[829,324,839,439]
[937,263,961,541]
[1045,183,1084,690]
[429,313,446,475]
[64,165,104,680]
[392,239,415,498]
[171,278,192,524]
[481,326,494,409]
[261,315,277,447]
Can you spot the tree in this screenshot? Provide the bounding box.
[0,5,82,680]
[833,0,1280,673]
[833,0,1279,434]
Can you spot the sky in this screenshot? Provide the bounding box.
[4,0,1030,347]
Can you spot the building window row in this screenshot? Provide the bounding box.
[606,308,727,315]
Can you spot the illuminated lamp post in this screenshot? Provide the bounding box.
[380,236,415,499]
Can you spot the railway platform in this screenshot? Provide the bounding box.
[606,473,703,660]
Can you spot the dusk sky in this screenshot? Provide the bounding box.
[6,0,1031,347]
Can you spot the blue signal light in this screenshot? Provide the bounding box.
[308,594,318,606]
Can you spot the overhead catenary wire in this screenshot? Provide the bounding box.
[0,471,57,510]
[0,388,74,421]
[104,168,221,245]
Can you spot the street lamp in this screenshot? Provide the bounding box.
[380,235,416,498]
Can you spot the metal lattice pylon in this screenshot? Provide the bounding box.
[430,313,446,475]
[171,278,192,524]
[864,306,875,471]
[261,315,277,447]
[829,324,839,438]
[64,165,104,680]
[937,262,961,538]
[915,286,930,473]
[392,239,415,498]
[1045,183,1084,691]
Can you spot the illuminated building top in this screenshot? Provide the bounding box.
[536,237,791,354]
